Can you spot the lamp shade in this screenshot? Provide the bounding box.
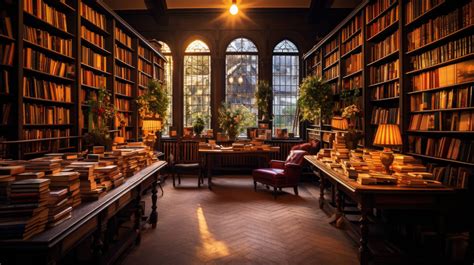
[373,124,402,147]
[331,117,348,130]
[142,118,162,131]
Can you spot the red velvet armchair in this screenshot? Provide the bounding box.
[252,150,308,198]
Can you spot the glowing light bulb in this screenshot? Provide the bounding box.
[228,76,234,84]
[229,3,238,15]
[237,76,243,84]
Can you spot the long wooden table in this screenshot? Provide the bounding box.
[0,161,167,265]
[199,148,279,190]
[304,156,468,265]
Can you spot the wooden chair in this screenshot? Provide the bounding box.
[171,138,204,188]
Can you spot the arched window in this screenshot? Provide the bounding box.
[225,38,258,131]
[183,40,211,129]
[158,41,173,135]
[272,40,299,136]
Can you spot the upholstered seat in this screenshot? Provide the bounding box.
[252,150,308,198]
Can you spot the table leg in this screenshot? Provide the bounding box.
[319,170,325,209]
[134,188,142,245]
[359,202,370,265]
[335,187,344,228]
[149,174,158,229]
[207,154,212,190]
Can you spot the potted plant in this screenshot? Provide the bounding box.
[192,115,206,136]
[136,79,170,121]
[297,75,334,124]
[83,87,116,150]
[255,80,272,121]
[217,102,255,140]
[342,104,363,150]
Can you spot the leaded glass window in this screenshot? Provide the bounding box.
[272,40,299,136]
[159,41,173,136]
[184,40,211,129]
[225,38,258,132]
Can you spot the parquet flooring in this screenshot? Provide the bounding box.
[122,175,358,265]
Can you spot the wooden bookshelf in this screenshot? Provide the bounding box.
[0,0,165,159]
[303,0,474,183]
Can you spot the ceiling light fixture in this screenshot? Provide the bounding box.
[229,0,238,15]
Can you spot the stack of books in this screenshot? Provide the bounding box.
[45,153,80,167]
[67,162,104,201]
[95,165,124,189]
[25,157,62,175]
[115,149,140,177]
[343,149,369,179]
[332,135,349,163]
[45,171,81,208]
[47,188,72,227]
[0,178,50,239]
[0,165,26,203]
[362,151,385,172]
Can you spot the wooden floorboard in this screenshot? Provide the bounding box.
[121,175,359,265]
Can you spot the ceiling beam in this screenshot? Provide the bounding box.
[144,0,168,24]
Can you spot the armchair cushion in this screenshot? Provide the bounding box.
[269,160,285,169]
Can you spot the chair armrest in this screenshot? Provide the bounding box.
[270,160,285,169]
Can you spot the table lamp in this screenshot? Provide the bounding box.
[142,118,162,150]
[331,117,348,131]
[373,124,402,174]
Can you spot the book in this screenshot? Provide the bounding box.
[80,2,106,31]
[24,0,68,31]
[24,25,73,57]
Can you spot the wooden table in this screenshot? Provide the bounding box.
[0,161,167,265]
[199,148,279,190]
[304,156,463,265]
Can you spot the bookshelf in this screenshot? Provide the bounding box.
[303,0,474,186]
[0,0,165,159]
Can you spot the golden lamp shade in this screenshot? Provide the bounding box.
[373,124,402,147]
[331,117,348,130]
[142,118,162,132]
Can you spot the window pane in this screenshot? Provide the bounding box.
[185,40,210,53]
[226,38,258,52]
[273,40,298,53]
[184,54,211,129]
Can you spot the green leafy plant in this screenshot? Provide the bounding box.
[218,102,256,139]
[255,80,272,120]
[84,87,115,149]
[297,75,334,122]
[192,115,206,136]
[340,88,361,106]
[136,79,170,122]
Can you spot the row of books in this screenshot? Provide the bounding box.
[23,48,74,78]
[24,0,68,32]
[115,98,130,111]
[138,58,153,74]
[369,59,399,84]
[81,46,107,72]
[410,60,474,91]
[115,27,132,48]
[324,51,338,68]
[407,1,474,51]
[23,103,71,125]
[115,82,132,96]
[409,136,474,163]
[80,89,97,103]
[0,43,14,66]
[342,75,362,91]
[324,38,338,54]
[24,25,72,57]
[22,128,71,141]
[138,45,153,61]
[115,45,133,65]
[115,65,132,81]
[427,163,470,189]
[0,70,10,94]
[22,139,72,154]
[1,103,11,125]
[372,82,400,100]
[81,69,106,88]
[409,35,474,71]
[0,15,13,38]
[23,77,72,102]
[366,7,398,39]
[370,30,398,62]
[366,0,397,22]
[81,25,105,49]
[138,73,151,88]
[405,0,444,24]
[341,15,362,42]
[116,112,132,127]
[80,2,106,31]
[341,33,361,55]
[371,106,400,124]
[409,111,474,131]
[410,86,474,111]
[343,52,362,75]
[323,64,339,80]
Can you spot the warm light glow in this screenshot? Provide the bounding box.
[196,206,229,258]
[229,3,238,15]
[237,76,244,84]
[228,76,234,84]
[373,124,403,147]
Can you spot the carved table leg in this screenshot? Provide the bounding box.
[319,171,325,209]
[359,202,370,265]
[335,187,344,228]
[149,174,158,229]
[134,188,142,245]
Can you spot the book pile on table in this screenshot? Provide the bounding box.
[332,135,349,163]
[45,153,80,167]
[316,149,331,160]
[95,165,124,189]
[114,149,140,177]
[0,178,50,239]
[25,157,62,175]
[362,151,385,172]
[67,162,104,201]
[342,149,369,179]
[47,188,72,227]
[0,165,26,203]
[45,171,81,208]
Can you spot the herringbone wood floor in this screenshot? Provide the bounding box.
[122,175,358,265]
